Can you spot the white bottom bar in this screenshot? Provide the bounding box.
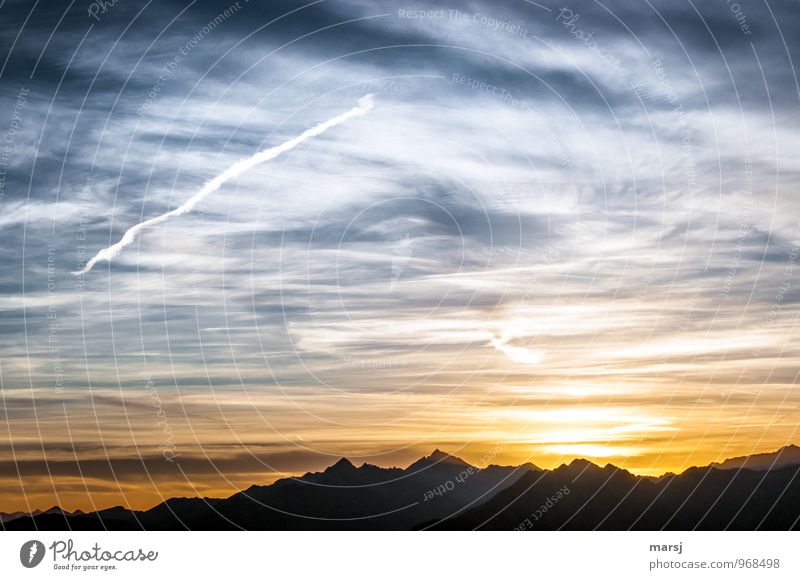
[1,531,797,578]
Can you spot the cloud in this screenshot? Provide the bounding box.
[489,334,544,365]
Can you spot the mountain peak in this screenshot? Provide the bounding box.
[406,449,470,472]
[426,449,468,464]
[327,457,356,471]
[558,458,601,472]
[43,505,67,515]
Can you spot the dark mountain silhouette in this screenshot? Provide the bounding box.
[432,456,800,530]
[4,446,799,531]
[0,511,28,523]
[710,444,800,471]
[197,449,537,530]
[0,505,84,524]
[3,449,534,531]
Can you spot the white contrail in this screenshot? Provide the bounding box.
[73,94,375,276]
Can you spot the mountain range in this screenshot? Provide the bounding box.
[3,445,800,530]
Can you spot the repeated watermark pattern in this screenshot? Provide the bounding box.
[0,0,797,542]
[87,0,122,22]
[0,86,28,208]
[514,485,571,530]
[398,8,530,38]
[144,373,180,462]
[422,443,507,501]
[137,1,246,116]
[556,7,627,75]
[723,0,752,36]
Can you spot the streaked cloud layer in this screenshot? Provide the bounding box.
[0,0,798,511]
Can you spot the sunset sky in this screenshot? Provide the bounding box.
[1,0,799,513]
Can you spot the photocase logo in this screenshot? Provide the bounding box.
[390,233,414,290]
[20,540,46,568]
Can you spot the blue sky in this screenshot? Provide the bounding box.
[1,0,799,511]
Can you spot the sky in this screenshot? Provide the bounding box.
[1,0,799,512]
